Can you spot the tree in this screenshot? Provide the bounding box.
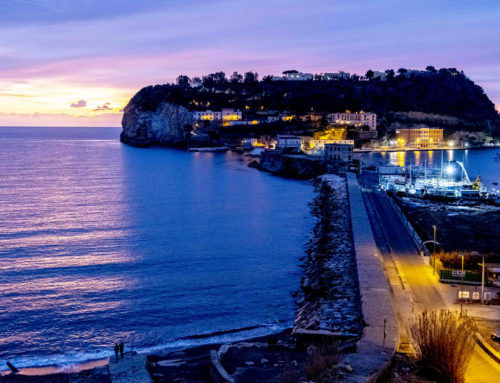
[385,69,395,79]
[202,74,216,88]
[244,71,258,84]
[397,68,408,75]
[176,75,190,87]
[230,71,243,84]
[283,69,299,74]
[202,72,227,87]
[426,65,437,73]
[351,74,360,82]
[262,75,273,83]
[365,70,374,80]
[213,71,227,84]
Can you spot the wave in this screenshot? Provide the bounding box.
[0,323,288,375]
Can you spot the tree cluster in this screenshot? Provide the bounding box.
[130,68,499,135]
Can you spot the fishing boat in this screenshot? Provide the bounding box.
[379,157,499,203]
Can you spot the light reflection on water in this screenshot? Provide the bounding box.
[0,127,313,368]
[361,148,500,187]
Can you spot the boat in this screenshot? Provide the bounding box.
[379,159,500,204]
[187,146,229,152]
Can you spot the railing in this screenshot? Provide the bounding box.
[384,193,429,257]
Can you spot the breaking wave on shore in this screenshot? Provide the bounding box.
[1,323,288,374]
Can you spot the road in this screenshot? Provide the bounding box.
[359,175,500,382]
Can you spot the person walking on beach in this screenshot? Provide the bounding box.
[119,342,124,359]
[114,343,119,360]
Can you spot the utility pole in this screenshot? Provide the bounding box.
[481,256,485,304]
[460,253,464,317]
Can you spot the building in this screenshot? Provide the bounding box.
[193,108,242,122]
[284,72,313,81]
[324,140,354,163]
[327,111,377,131]
[395,127,444,149]
[302,138,345,155]
[324,71,350,81]
[371,71,387,81]
[276,135,302,151]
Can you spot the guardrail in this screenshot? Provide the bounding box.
[385,193,429,257]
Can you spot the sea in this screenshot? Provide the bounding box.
[1,127,499,371]
[0,127,314,370]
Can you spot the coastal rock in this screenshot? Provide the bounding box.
[121,99,192,147]
[259,150,326,179]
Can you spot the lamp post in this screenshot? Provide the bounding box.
[460,253,464,317]
[481,256,485,304]
[432,225,437,274]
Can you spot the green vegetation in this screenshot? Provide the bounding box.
[128,68,500,136]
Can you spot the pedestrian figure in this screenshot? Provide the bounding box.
[119,342,124,359]
[114,343,119,360]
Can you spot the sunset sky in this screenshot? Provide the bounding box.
[1,0,499,127]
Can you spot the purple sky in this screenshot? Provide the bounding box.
[1,0,499,126]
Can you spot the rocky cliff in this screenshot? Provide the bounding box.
[259,150,326,179]
[121,87,192,147]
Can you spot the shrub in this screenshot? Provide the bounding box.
[305,341,339,379]
[408,309,477,383]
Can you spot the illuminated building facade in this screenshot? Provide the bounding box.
[193,108,242,122]
[395,127,444,149]
[327,111,377,131]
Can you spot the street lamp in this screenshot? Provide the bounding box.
[432,225,437,274]
[460,252,464,317]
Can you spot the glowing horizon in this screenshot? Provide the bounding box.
[1,0,499,127]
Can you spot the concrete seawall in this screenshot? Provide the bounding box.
[344,173,397,382]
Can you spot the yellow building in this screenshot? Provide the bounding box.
[395,127,443,149]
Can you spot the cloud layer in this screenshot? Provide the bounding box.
[0,0,499,126]
[70,100,87,108]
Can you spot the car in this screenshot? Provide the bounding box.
[491,330,500,343]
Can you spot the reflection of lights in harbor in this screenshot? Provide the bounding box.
[397,151,405,167]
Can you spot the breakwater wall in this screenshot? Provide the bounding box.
[344,173,397,382]
[294,175,363,337]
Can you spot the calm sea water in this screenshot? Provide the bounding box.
[0,127,313,368]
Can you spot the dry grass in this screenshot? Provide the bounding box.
[408,309,477,383]
[305,341,340,379]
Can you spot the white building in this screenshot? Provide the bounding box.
[327,111,377,131]
[284,72,313,81]
[193,108,242,121]
[371,71,387,81]
[324,71,350,81]
[324,140,354,163]
[276,135,302,151]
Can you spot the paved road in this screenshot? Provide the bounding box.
[360,176,500,382]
